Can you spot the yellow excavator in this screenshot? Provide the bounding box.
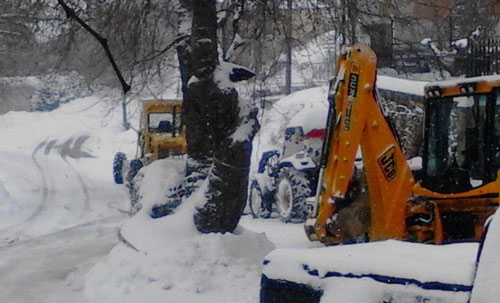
[113,99,186,185]
[260,43,500,303]
[305,43,500,245]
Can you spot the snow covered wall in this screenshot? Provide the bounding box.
[261,240,478,303]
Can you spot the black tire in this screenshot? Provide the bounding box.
[249,180,271,218]
[275,167,311,222]
[113,152,127,184]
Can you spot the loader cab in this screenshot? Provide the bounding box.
[139,100,186,162]
[422,78,500,194]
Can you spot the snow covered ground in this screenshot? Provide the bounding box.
[0,75,498,303]
[0,92,134,302]
[0,84,322,303]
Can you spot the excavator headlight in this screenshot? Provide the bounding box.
[425,86,442,98]
[458,82,477,94]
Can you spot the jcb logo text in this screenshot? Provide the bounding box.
[378,146,397,181]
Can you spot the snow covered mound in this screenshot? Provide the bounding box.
[85,158,276,303]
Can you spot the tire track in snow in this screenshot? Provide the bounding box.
[29,135,93,222]
[59,136,91,212]
[0,147,49,244]
[28,141,50,221]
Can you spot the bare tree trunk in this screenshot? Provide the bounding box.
[188,0,258,233]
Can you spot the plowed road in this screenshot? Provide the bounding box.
[0,136,128,302]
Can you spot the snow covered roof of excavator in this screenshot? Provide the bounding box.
[425,74,500,90]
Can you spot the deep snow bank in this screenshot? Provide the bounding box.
[85,159,276,303]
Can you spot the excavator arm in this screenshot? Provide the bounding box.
[306,44,416,244]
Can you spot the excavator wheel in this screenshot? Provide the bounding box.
[275,167,311,222]
[113,152,127,184]
[249,180,272,218]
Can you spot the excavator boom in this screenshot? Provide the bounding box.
[306,44,415,244]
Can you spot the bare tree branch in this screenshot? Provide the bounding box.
[57,0,131,94]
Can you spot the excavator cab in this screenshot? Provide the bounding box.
[411,80,500,242]
[422,88,500,194]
